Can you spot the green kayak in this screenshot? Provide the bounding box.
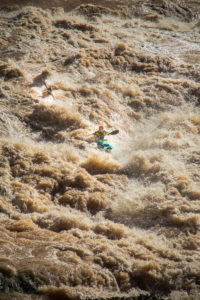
[97,139,112,150]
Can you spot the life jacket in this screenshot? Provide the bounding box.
[94,130,107,140]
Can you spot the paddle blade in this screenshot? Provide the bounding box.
[109,130,119,135]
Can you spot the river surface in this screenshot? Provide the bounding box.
[0,1,200,299]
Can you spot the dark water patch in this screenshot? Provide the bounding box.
[54,19,98,32]
[29,70,50,88]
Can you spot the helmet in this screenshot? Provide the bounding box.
[99,126,103,130]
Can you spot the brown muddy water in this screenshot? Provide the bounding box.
[0,0,200,299]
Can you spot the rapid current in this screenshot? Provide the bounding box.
[0,1,200,299]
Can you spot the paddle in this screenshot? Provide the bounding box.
[44,82,55,99]
[108,130,119,135]
[90,129,119,136]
